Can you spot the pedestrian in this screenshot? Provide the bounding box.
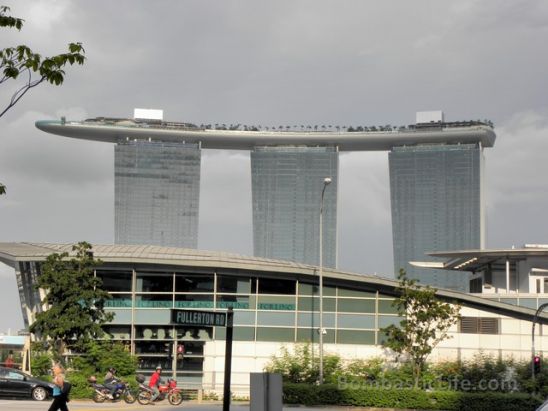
[48,363,69,411]
[5,352,14,368]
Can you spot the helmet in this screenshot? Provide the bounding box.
[109,367,116,373]
[156,365,162,371]
[88,375,97,383]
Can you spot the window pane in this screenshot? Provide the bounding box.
[256,327,294,342]
[175,274,214,293]
[136,272,173,292]
[337,314,375,329]
[337,330,375,344]
[177,327,213,341]
[296,328,335,343]
[215,327,254,341]
[134,309,171,324]
[297,312,335,328]
[216,295,255,310]
[378,315,402,329]
[136,295,172,308]
[378,299,398,314]
[337,299,375,313]
[104,294,133,308]
[217,275,253,293]
[234,311,255,326]
[298,283,336,296]
[338,288,376,298]
[257,312,295,327]
[297,297,336,312]
[96,270,132,292]
[257,296,296,310]
[174,295,213,309]
[103,326,131,340]
[135,326,175,340]
[258,278,296,295]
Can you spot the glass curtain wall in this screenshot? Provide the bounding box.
[99,267,399,387]
[389,144,483,291]
[251,146,339,268]
[114,141,201,248]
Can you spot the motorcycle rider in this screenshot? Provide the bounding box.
[148,365,162,403]
[104,367,118,399]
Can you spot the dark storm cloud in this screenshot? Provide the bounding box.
[1,0,548,331]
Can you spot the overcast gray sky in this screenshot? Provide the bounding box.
[1,0,548,333]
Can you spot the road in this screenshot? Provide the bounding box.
[0,400,253,411]
[0,400,369,411]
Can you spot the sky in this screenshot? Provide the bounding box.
[1,0,548,333]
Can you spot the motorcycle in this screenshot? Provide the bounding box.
[136,377,183,405]
[88,376,136,403]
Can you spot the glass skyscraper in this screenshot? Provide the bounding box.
[115,141,201,248]
[389,143,484,291]
[251,146,338,268]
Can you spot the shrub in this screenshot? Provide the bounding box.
[283,383,542,410]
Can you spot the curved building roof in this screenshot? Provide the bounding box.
[35,120,496,151]
[0,242,544,324]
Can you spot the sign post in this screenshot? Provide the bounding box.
[223,307,234,411]
[170,308,233,411]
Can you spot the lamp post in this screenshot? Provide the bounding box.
[319,176,331,385]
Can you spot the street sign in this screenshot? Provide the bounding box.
[171,309,227,327]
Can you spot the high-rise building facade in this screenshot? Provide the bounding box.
[251,146,338,268]
[389,143,484,291]
[115,141,201,248]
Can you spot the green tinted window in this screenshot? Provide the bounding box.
[217,275,254,293]
[337,330,375,345]
[297,283,336,296]
[378,299,398,314]
[256,327,295,342]
[216,295,255,310]
[337,299,375,313]
[134,309,171,324]
[234,311,255,326]
[257,296,295,310]
[136,295,173,308]
[297,297,336,312]
[297,328,335,343]
[257,312,295,327]
[338,288,376,298]
[174,295,213,309]
[105,294,132,308]
[297,312,335,328]
[378,315,402,329]
[215,327,255,341]
[337,314,375,329]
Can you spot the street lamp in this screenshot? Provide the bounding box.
[319,176,331,385]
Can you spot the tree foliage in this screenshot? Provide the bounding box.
[29,242,113,358]
[265,343,342,384]
[381,269,460,388]
[0,5,86,118]
[71,340,138,377]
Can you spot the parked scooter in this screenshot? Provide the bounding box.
[88,376,136,403]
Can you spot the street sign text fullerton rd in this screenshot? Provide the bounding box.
[170,308,234,411]
[171,309,226,327]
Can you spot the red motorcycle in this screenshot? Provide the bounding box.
[158,378,183,405]
[136,376,183,405]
